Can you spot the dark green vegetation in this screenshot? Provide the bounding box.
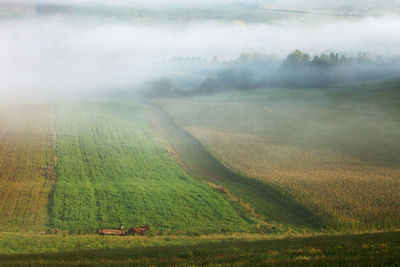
[147,50,400,99]
[157,78,400,231]
[1,231,399,266]
[50,102,256,232]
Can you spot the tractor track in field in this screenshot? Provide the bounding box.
[147,102,322,228]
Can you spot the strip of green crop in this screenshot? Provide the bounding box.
[1,231,399,265]
[50,102,257,232]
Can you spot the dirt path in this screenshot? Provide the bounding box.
[147,102,321,228]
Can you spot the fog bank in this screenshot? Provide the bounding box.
[1,14,400,101]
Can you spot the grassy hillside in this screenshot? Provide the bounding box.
[50,102,257,232]
[157,79,400,231]
[0,104,56,232]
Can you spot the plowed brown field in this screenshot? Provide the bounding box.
[0,104,56,231]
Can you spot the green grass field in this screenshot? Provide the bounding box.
[0,231,399,266]
[50,102,257,232]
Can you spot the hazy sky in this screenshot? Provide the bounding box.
[9,0,400,10]
[1,2,400,101]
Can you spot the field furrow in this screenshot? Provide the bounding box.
[148,103,319,229]
[157,82,400,231]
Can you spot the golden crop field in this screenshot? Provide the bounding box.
[0,104,56,231]
[157,83,400,230]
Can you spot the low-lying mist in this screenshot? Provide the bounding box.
[1,8,400,101]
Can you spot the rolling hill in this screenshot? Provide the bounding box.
[156,78,400,231]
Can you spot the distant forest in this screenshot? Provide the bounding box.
[145,50,400,97]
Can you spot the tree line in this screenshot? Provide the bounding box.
[145,50,400,97]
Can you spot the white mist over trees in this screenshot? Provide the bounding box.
[1,1,400,101]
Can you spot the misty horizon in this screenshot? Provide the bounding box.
[1,1,400,101]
